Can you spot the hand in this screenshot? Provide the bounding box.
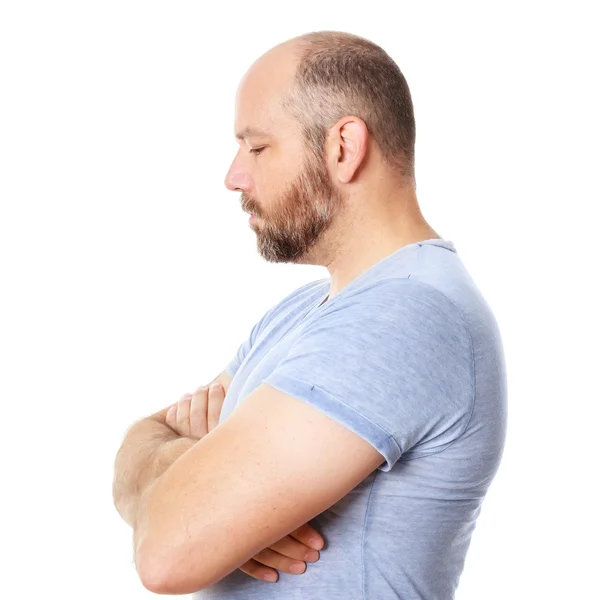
[165,384,225,439]
[166,383,325,582]
[238,523,324,583]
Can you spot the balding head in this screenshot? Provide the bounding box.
[224,31,421,266]
[236,39,301,114]
[240,31,416,183]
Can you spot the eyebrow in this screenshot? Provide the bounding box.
[235,126,273,141]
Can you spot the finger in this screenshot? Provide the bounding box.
[207,383,225,432]
[189,386,209,439]
[166,393,191,433]
[252,547,307,575]
[165,404,177,431]
[176,396,192,437]
[289,523,325,550]
[268,535,320,563]
[237,558,279,583]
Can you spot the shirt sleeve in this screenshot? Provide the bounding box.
[262,279,475,472]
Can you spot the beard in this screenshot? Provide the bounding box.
[242,149,344,264]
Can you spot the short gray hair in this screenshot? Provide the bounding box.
[282,31,416,182]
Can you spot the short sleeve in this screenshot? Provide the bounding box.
[262,280,475,472]
[225,278,329,379]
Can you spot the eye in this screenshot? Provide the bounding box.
[249,147,265,156]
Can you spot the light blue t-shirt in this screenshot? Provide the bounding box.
[195,238,507,600]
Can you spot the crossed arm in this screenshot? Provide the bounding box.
[113,369,385,594]
[112,370,232,529]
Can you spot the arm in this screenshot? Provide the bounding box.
[112,415,196,529]
[112,370,233,528]
[123,377,328,590]
[134,382,385,594]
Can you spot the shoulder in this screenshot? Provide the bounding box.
[324,277,469,330]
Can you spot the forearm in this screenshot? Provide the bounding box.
[112,416,196,528]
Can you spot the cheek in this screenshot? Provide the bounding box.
[256,150,302,201]
[254,175,279,203]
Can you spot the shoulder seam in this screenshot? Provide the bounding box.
[385,279,477,458]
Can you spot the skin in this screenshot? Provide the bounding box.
[224,38,442,302]
[134,36,442,589]
[164,384,324,583]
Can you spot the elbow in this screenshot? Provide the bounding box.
[138,562,169,595]
[136,543,173,595]
[136,543,210,595]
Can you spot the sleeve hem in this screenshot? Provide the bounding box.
[263,371,401,472]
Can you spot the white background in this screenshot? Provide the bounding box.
[1,1,598,598]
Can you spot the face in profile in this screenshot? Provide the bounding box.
[226,44,346,264]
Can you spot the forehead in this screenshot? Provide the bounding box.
[233,49,298,140]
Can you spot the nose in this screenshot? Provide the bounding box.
[224,153,252,193]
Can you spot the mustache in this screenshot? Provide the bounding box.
[241,194,260,216]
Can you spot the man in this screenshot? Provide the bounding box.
[113,30,507,599]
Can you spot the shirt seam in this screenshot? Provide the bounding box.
[308,380,401,466]
[324,276,477,458]
[264,372,400,469]
[388,279,478,459]
[361,470,379,600]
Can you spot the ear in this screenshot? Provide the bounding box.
[326,116,369,184]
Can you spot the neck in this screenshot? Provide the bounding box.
[316,185,441,301]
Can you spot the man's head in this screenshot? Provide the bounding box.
[224,31,417,265]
